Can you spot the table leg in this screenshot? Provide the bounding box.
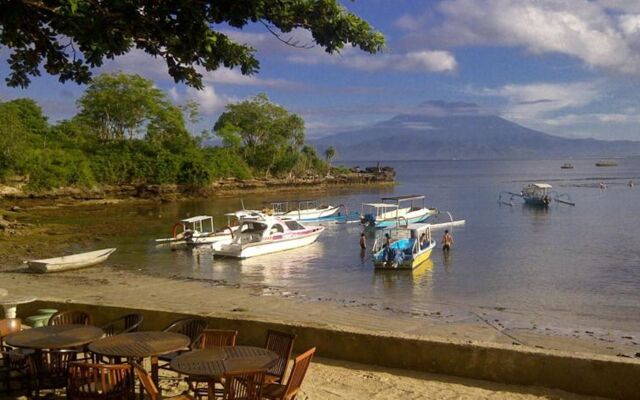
[151,356,160,395]
[208,378,215,399]
[3,304,17,319]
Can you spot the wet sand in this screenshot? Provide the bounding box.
[2,265,637,359]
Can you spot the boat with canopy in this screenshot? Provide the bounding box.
[264,200,343,221]
[372,224,435,270]
[360,195,436,229]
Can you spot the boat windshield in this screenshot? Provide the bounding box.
[238,221,267,243]
[284,220,305,231]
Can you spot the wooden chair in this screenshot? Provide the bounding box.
[30,349,79,398]
[197,329,238,349]
[102,314,144,336]
[132,362,193,400]
[263,330,296,384]
[262,348,315,400]
[0,318,22,345]
[188,330,238,398]
[48,310,93,326]
[67,361,135,400]
[221,369,266,400]
[158,318,208,371]
[0,318,31,395]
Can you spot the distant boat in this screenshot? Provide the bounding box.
[27,248,116,273]
[499,183,575,207]
[595,160,618,167]
[561,162,574,169]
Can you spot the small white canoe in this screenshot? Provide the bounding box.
[27,248,116,273]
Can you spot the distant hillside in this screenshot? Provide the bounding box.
[313,101,640,160]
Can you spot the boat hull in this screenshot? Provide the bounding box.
[369,208,436,229]
[28,248,116,273]
[277,206,341,221]
[214,227,324,259]
[374,240,435,270]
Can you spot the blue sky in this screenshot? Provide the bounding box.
[3,0,640,141]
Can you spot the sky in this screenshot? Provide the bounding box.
[3,0,640,141]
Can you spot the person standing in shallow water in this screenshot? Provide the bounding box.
[359,233,367,250]
[442,229,454,252]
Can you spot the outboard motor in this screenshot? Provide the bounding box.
[360,213,376,227]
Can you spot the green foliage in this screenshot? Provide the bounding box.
[214,93,307,176]
[77,73,186,142]
[1,0,384,88]
[0,74,334,191]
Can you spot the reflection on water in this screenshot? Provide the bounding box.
[37,158,640,332]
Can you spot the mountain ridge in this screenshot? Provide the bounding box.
[313,101,640,161]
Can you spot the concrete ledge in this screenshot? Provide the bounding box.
[19,300,640,399]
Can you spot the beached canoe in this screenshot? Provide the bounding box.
[27,248,116,273]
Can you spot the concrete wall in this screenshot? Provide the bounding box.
[18,301,640,399]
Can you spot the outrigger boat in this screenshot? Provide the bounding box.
[499,183,575,207]
[155,215,235,248]
[213,212,324,259]
[372,224,436,270]
[264,200,342,221]
[360,195,436,229]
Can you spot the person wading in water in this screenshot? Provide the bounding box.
[442,229,454,252]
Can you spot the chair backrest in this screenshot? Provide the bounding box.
[222,369,266,400]
[67,362,134,400]
[198,329,238,349]
[0,318,21,343]
[162,317,208,347]
[264,330,296,382]
[102,314,144,336]
[48,310,93,326]
[132,362,159,400]
[282,348,316,400]
[32,349,79,384]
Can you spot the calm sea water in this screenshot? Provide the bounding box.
[81,158,640,332]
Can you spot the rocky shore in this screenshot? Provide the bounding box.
[0,167,395,202]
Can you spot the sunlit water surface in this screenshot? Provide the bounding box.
[45,158,640,333]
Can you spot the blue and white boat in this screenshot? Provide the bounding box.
[372,224,436,270]
[360,195,436,229]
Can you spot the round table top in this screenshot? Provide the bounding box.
[171,346,279,377]
[4,324,104,349]
[88,331,190,358]
[0,295,37,305]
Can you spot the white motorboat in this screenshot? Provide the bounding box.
[266,200,342,221]
[155,215,235,247]
[27,248,116,273]
[213,212,324,259]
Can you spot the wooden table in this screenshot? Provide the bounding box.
[89,331,190,391]
[171,346,278,397]
[4,324,104,349]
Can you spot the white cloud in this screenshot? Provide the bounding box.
[476,81,601,120]
[100,49,300,88]
[170,85,237,115]
[288,50,457,73]
[397,0,640,75]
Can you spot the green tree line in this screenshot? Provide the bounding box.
[0,73,329,191]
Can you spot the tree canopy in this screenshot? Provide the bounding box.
[0,0,385,88]
[214,93,306,176]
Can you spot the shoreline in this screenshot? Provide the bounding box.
[0,168,395,202]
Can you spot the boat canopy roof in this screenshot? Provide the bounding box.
[181,216,213,223]
[381,195,425,202]
[363,203,399,209]
[531,183,552,189]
